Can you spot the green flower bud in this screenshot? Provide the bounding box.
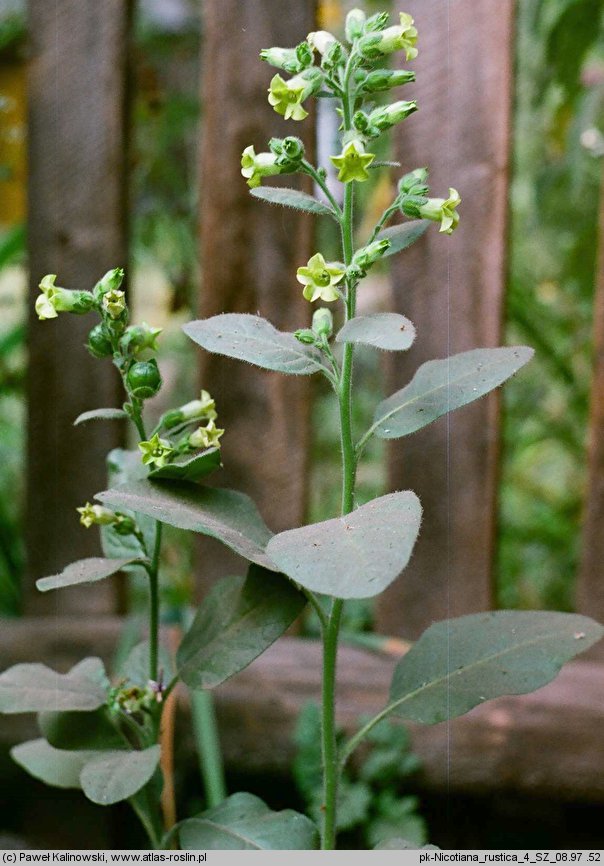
[109,683,157,715]
[270,136,305,169]
[102,289,127,320]
[364,11,391,33]
[398,167,429,196]
[312,307,333,338]
[321,40,346,72]
[359,69,416,93]
[260,42,312,75]
[330,140,375,183]
[358,13,418,61]
[119,322,163,356]
[282,136,305,162]
[92,268,124,302]
[400,194,428,218]
[139,433,174,468]
[345,8,366,42]
[188,419,224,450]
[297,253,346,303]
[366,100,418,132]
[307,30,337,56]
[86,323,114,359]
[161,390,217,429]
[351,239,391,273]
[126,358,162,400]
[418,188,461,235]
[112,514,137,536]
[294,328,317,345]
[35,275,94,320]
[241,145,282,188]
[353,111,370,134]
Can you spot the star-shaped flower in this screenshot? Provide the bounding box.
[77,502,118,529]
[139,433,175,468]
[419,188,461,235]
[296,253,346,302]
[330,140,375,183]
[102,289,126,319]
[188,418,225,450]
[268,74,309,121]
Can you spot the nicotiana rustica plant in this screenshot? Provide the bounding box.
[0,7,602,852]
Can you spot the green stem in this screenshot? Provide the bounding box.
[321,597,343,850]
[190,690,227,808]
[148,521,162,683]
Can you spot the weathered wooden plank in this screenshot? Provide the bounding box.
[378,0,514,637]
[26,0,132,613]
[194,0,316,588]
[1,623,603,803]
[577,165,604,623]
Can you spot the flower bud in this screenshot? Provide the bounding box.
[260,42,312,75]
[312,307,333,338]
[352,111,370,134]
[119,322,162,356]
[126,358,162,400]
[358,69,416,93]
[102,289,127,320]
[87,323,114,358]
[398,167,429,196]
[307,30,337,56]
[345,8,366,42]
[161,390,217,429]
[321,40,346,71]
[400,194,428,219]
[294,328,316,345]
[358,12,418,62]
[351,239,391,272]
[93,268,124,302]
[274,136,305,169]
[365,100,418,132]
[364,11,391,32]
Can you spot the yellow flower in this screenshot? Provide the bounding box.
[330,140,375,183]
[241,145,282,188]
[188,419,225,450]
[268,74,309,121]
[139,433,174,468]
[358,12,418,62]
[419,188,461,235]
[296,253,345,303]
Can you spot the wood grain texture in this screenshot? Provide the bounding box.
[1,623,604,803]
[378,0,514,637]
[26,0,132,613]
[577,165,604,623]
[194,0,316,590]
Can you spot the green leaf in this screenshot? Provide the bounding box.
[336,313,416,352]
[371,347,534,440]
[80,745,161,806]
[387,611,604,724]
[183,314,328,376]
[148,448,222,482]
[0,659,107,713]
[177,792,318,850]
[177,565,306,690]
[11,739,97,789]
[376,220,428,257]
[97,480,276,571]
[36,557,145,593]
[367,792,427,848]
[39,707,126,752]
[119,640,174,686]
[250,186,335,217]
[74,408,127,426]
[266,492,422,599]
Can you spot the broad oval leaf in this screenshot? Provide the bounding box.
[376,220,428,257]
[177,565,306,690]
[387,611,604,724]
[266,492,422,599]
[336,313,416,352]
[36,557,144,593]
[183,314,327,376]
[371,347,534,440]
[119,640,174,687]
[178,792,318,850]
[148,447,222,482]
[250,186,335,218]
[39,707,126,752]
[0,659,107,713]
[11,739,98,789]
[74,408,127,426]
[80,745,161,806]
[97,480,276,571]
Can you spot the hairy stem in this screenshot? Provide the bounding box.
[148,521,162,683]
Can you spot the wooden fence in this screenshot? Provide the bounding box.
[2,0,604,844]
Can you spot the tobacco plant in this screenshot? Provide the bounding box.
[0,7,602,852]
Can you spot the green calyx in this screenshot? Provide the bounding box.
[126,359,162,400]
[86,323,114,359]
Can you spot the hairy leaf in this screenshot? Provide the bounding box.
[97,480,276,571]
[74,408,127,426]
[119,640,174,686]
[80,745,161,806]
[387,611,604,724]
[101,449,155,575]
[183,314,327,376]
[148,448,222,482]
[337,313,416,352]
[266,492,422,599]
[36,557,144,593]
[250,186,335,217]
[0,659,107,713]
[11,739,97,789]
[177,792,318,850]
[178,566,306,690]
[371,347,534,440]
[376,220,428,257]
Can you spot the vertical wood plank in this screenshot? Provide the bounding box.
[577,165,604,621]
[195,0,316,587]
[377,0,514,637]
[25,0,131,613]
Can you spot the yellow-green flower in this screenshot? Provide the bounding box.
[330,140,375,183]
[359,12,418,61]
[241,145,282,188]
[307,30,337,56]
[139,433,174,468]
[268,73,309,121]
[35,274,94,320]
[182,390,217,422]
[419,188,461,235]
[77,502,118,529]
[102,289,126,319]
[188,418,225,450]
[296,253,345,303]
